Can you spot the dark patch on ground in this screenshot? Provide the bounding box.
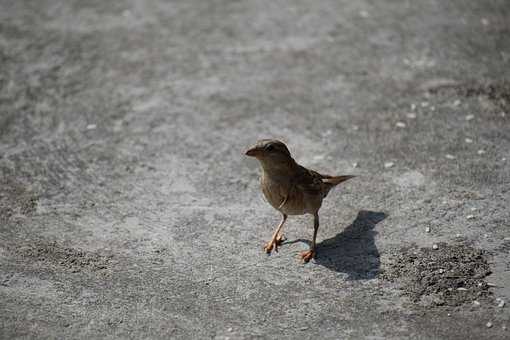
[13,241,112,274]
[426,80,510,113]
[382,243,492,307]
[0,178,38,221]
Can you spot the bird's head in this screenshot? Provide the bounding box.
[245,139,295,172]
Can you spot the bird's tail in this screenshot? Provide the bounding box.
[322,175,356,186]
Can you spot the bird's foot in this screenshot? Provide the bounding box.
[299,250,315,263]
[264,234,285,254]
[263,241,274,254]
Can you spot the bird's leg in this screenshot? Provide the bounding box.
[300,213,319,263]
[264,214,287,254]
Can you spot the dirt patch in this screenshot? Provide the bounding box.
[0,178,38,221]
[426,80,510,113]
[14,241,112,274]
[382,243,492,307]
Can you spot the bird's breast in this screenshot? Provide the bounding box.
[261,174,308,215]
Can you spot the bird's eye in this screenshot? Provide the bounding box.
[265,144,275,152]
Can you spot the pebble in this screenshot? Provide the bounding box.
[432,244,439,250]
[466,215,475,220]
[426,227,431,233]
[473,300,480,306]
[496,298,505,308]
[501,112,507,117]
[445,154,456,160]
[359,10,369,18]
[457,287,468,291]
[352,125,359,131]
[227,327,233,332]
[503,158,507,161]
[438,268,445,274]
[486,322,493,328]
[384,162,394,169]
[352,162,358,168]
[396,121,406,128]
[406,112,417,119]
[465,114,475,121]
[86,124,97,130]
[411,103,417,111]
[456,233,462,237]
[453,100,461,107]
[465,138,473,143]
[481,18,489,26]
[477,149,486,155]
[503,325,507,330]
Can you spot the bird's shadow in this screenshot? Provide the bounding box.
[285,210,387,280]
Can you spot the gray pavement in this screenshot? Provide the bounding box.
[1,0,509,339]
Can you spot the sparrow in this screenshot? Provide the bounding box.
[245,139,355,262]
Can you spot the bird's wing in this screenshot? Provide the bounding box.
[293,165,324,195]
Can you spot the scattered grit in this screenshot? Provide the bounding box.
[382,243,492,306]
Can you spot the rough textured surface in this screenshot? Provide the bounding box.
[1,0,509,339]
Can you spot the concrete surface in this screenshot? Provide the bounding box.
[1,0,509,339]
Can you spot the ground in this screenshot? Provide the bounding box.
[0,0,509,339]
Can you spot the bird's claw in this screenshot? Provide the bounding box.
[264,234,285,254]
[264,242,274,254]
[299,250,315,263]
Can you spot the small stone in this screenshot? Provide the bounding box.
[501,112,507,117]
[438,268,445,274]
[465,138,473,143]
[457,287,468,291]
[384,162,394,169]
[359,10,369,18]
[445,154,456,160]
[86,124,97,130]
[473,300,480,306]
[466,215,475,220]
[432,244,439,250]
[396,121,406,128]
[406,112,417,119]
[502,158,507,161]
[431,106,436,111]
[456,233,462,238]
[487,282,497,287]
[421,101,429,107]
[227,327,233,332]
[502,325,507,330]
[481,18,489,26]
[453,100,461,107]
[486,322,493,328]
[497,299,505,308]
[352,162,358,168]
[470,207,477,211]
[447,313,451,316]
[426,227,431,233]
[300,326,309,331]
[477,149,486,155]
[465,114,475,121]
[352,125,359,131]
[411,103,416,111]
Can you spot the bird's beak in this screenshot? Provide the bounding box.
[245,146,261,157]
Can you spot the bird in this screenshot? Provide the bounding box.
[245,139,355,263]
